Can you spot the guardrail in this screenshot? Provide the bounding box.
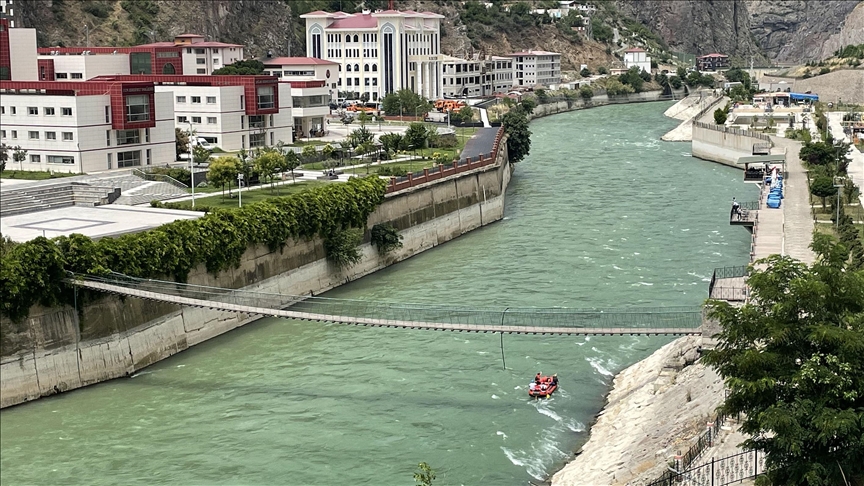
[693,121,773,142]
[132,168,189,190]
[692,94,725,121]
[647,413,732,486]
[708,265,749,299]
[646,448,765,486]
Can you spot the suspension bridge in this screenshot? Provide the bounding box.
[68,273,705,336]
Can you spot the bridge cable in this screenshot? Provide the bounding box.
[500,307,510,370]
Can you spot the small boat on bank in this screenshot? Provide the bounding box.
[528,374,558,399]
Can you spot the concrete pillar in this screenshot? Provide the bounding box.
[417,61,423,98]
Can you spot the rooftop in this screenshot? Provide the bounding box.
[262,57,339,66]
[698,53,729,58]
[504,50,561,57]
[624,47,646,53]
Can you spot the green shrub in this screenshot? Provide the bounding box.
[1,177,388,321]
[83,1,111,18]
[324,228,363,268]
[371,223,403,255]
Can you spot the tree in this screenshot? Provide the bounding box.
[703,234,864,486]
[580,67,592,78]
[192,144,212,165]
[800,141,841,168]
[579,86,594,101]
[0,143,9,172]
[12,146,27,170]
[724,67,752,90]
[604,78,635,96]
[729,84,751,103]
[381,89,432,117]
[379,133,404,154]
[534,88,549,104]
[456,105,474,124]
[413,462,436,486]
[322,144,335,160]
[207,156,241,197]
[519,97,536,114]
[810,175,838,208]
[619,66,645,92]
[254,150,283,193]
[404,122,428,151]
[283,150,300,182]
[175,128,190,159]
[668,75,683,89]
[502,107,531,163]
[677,66,688,80]
[714,107,728,125]
[347,126,374,149]
[597,66,608,75]
[212,59,265,75]
[301,144,318,164]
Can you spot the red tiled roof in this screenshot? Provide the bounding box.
[698,53,728,58]
[263,57,338,66]
[328,14,378,29]
[505,50,560,56]
[624,47,646,53]
[301,10,332,16]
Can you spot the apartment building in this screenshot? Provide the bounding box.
[0,17,37,80]
[485,56,515,94]
[87,74,292,151]
[623,48,651,73]
[262,56,336,137]
[301,9,444,100]
[0,80,175,173]
[504,50,561,87]
[441,56,484,98]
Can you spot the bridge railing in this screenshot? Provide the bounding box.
[70,273,703,330]
[707,265,749,300]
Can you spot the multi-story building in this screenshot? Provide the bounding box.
[697,53,730,72]
[504,50,561,87]
[301,9,444,101]
[0,18,36,80]
[87,74,292,151]
[34,33,244,78]
[261,56,336,138]
[441,55,484,98]
[623,47,651,73]
[0,79,175,173]
[485,56,515,94]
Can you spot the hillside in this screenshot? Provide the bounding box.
[11,0,864,66]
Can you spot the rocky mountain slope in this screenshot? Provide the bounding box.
[10,0,864,65]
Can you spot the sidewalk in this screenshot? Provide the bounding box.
[770,136,816,264]
[827,112,864,207]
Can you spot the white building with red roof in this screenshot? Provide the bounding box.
[301,9,444,101]
[623,47,651,73]
[261,55,338,138]
[502,50,561,87]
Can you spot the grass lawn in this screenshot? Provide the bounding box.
[1,170,80,180]
[169,181,326,210]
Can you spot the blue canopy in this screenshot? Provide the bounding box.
[790,92,819,101]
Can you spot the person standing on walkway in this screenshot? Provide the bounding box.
[731,197,741,220]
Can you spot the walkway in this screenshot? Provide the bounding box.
[827,111,864,207]
[68,273,704,336]
[770,136,816,263]
[460,127,500,162]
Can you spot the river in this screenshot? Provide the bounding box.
[0,102,758,485]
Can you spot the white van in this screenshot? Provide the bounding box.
[194,138,212,149]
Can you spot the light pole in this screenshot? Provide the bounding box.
[188,120,195,208]
[834,176,844,230]
[237,173,244,208]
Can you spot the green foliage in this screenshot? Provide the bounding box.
[82,1,111,18]
[404,123,429,150]
[604,78,635,96]
[1,177,388,321]
[193,144,212,165]
[212,60,265,75]
[379,133,404,154]
[254,150,283,192]
[580,67,592,78]
[519,98,536,114]
[619,66,645,92]
[175,128,189,159]
[686,71,714,88]
[800,141,849,172]
[148,167,191,187]
[724,68,752,89]
[728,84,751,103]
[591,18,613,43]
[0,234,19,258]
[208,156,241,196]
[119,0,159,45]
[323,228,363,268]
[381,90,432,117]
[703,234,864,486]
[370,223,403,255]
[785,129,812,143]
[502,107,531,164]
[713,107,728,125]
[597,66,609,75]
[534,88,549,105]
[413,462,436,486]
[579,86,594,100]
[834,43,864,59]
[301,144,318,162]
[377,166,408,177]
[810,175,838,208]
[454,105,475,124]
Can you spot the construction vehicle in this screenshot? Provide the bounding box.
[434,99,467,112]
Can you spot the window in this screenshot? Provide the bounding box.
[347,64,352,72]
[213,58,219,65]
[195,48,205,55]
[207,117,217,124]
[62,132,74,141]
[117,150,142,168]
[47,155,75,164]
[0,106,3,114]
[347,78,352,86]
[107,153,112,169]
[256,86,274,109]
[176,96,186,103]
[105,106,110,123]
[197,68,206,74]
[0,130,4,138]
[248,115,264,128]
[56,73,68,79]
[126,95,150,122]
[44,107,55,116]
[106,130,111,146]
[177,116,188,123]
[30,154,41,163]
[146,149,151,165]
[10,106,15,115]
[206,96,216,104]
[62,107,72,116]
[191,96,201,104]
[10,130,16,139]
[354,77,359,86]
[192,116,201,123]
[45,131,56,140]
[249,132,265,148]
[71,73,83,79]
[28,106,38,115]
[196,58,206,65]
[240,116,244,129]
[241,135,246,148]
[145,128,150,143]
[116,129,140,145]
[29,131,39,140]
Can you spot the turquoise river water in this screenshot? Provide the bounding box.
[0,102,758,485]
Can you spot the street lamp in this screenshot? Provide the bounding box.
[237,172,244,208]
[188,120,195,208]
[834,176,845,230]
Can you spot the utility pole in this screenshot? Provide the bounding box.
[189,120,195,208]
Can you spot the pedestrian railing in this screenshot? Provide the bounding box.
[132,168,189,190]
[646,449,766,486]
[708,265,749,299]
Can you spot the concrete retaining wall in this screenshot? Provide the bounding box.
[529,90,668,120]
[0,143,512,408]
[691,124,769,168]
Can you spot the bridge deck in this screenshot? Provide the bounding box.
[72,280,702,336]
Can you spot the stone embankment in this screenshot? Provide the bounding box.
[661,92,727,142]
[552,336,727,486]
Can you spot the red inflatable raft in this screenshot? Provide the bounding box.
[528,375,558,398]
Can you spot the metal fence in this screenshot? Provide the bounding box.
[68,272,704,331]
[132,168,189,190]
[708,265,749,299]
[693,122,773,142]
[646,449,766,486]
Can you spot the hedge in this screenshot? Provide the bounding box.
[0,176,388,322]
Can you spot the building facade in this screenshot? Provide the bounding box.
[623,48,651,73]
[0,80,175,173]
[697,53,730,72]
[261,57,336,138]
[485,56,514,94]
[301,9,444,100]
[441,55,484,98]
[504,50,561,87]
[0,18,37,80]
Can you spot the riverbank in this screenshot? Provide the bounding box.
[551,337,724,485]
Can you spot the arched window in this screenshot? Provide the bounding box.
[347,64,352,72]
[354,64,359,72]
[162,63,175,74]
[353,34,359,43]
[371,64,377,72]
[364,64,369,72]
